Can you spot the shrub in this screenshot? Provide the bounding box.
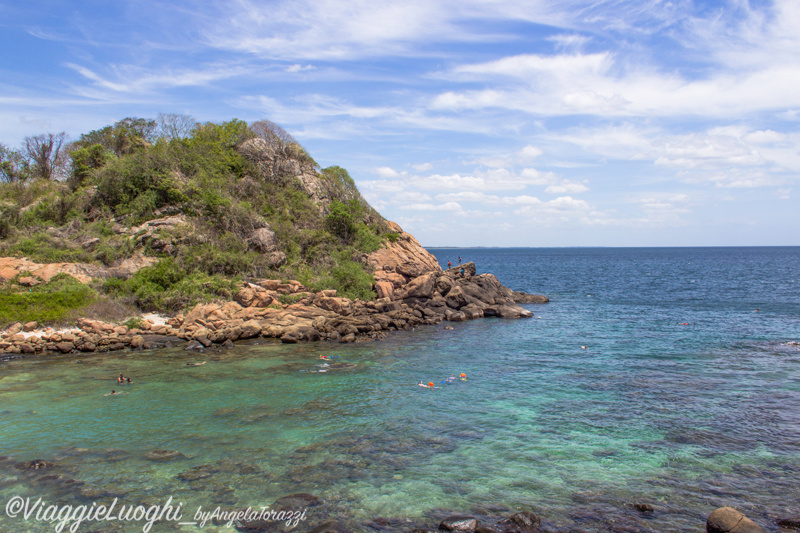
[0,273,96,325]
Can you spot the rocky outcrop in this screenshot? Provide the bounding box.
[367,221,442,293]
[0,255,156,284]
[0,257,547,356]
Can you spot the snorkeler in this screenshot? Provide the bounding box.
[460,373,467,381]
[418,381,436,388]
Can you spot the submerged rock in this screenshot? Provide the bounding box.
[706,507,765,533]
[144,449,187,462]
[439,515,479,531]
[777,516,800,530]
[499,511,541,532]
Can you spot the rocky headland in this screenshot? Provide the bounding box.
[0,223,547,358]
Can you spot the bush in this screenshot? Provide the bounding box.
[0,274,97,325]
[103,257,240,312]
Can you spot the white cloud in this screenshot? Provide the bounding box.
[286,64,315,72]
[375,166,401,178]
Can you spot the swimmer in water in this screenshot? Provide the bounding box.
[418,381,435,388]
[186,361,206,366]
[117,374,125,383]
[445,374,455,384]
[104,390,124,396]
[460,373,467,381]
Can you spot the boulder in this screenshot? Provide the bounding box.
[439,516,478,531]
[512,291,549,304]
[448,312,467,322]
[129,335,145,349]
[402,272,438,299]
[313,296,353,316]
[268,251,287,267]
[446,261,477,277]
[707,507,765,533]
[375,281,394,300]
[445,285,468,309]
[239,320,262,339]
[55,342,75,354]
[777,516,800,530]
[23,321,39,332]
[484,304,534,319]
[499,511,541,532]
[248,226,278,253]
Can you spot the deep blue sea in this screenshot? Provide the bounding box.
[1,247,799,532]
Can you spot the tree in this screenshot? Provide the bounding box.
[0,143,30,183]
[250,119,297,152]
[69,143,112,189]
[325,199,362,243]
[74,117,156,156]
[23,132,69,180]
[155,112,197,140]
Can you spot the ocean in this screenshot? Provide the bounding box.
[1,247,798,532]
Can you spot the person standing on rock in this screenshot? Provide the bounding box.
[448,260,452,269]
[458,255,462,264]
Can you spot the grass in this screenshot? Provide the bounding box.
[0,274,97,326]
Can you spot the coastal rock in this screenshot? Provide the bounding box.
[483,304,534,319]
[239,320,263,339]
[401,271,438,299]
[375,281,394,300]
[439,515,479,531]
[777,516,800,529]
[129,335,144,349]
[446,262,477,277]
[707,507,765,533]
[499,511,541,532]
[512,291,549,304]
[366,221,441,281]
[55,342,75,354]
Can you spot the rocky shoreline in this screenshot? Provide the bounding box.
[0,259,547,360]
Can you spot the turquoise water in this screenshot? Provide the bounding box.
[1,247,799,532]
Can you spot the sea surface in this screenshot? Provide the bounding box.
[1,247,799,532]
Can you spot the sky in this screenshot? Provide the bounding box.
[1,0,799,247]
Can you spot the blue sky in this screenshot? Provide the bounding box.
[1,0,799,246]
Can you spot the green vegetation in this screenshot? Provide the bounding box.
[0,115,392,325]
[0,274,97,325]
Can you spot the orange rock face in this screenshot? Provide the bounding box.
[367,222,441,283]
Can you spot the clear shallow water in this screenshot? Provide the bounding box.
[1,247,799,532]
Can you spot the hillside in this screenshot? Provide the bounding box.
[0,117,404,322]
[0,116,545,353]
